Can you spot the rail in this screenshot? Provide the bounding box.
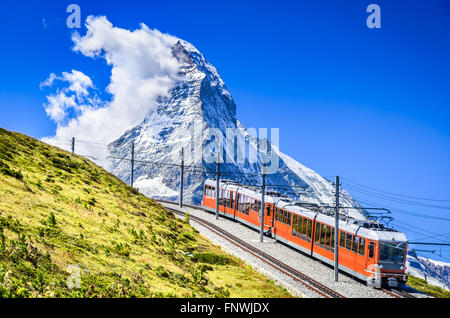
[158,200,345,298]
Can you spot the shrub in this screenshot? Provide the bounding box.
[179,232,195,242]
[48,212,57,227]
[191,252,233,265]
[0,161,23,180]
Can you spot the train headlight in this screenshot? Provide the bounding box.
[379,265,383,269]
[400,266,404,270]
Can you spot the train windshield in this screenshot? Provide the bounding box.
[379,242,406,264]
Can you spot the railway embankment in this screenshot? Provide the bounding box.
[160,201,430,298]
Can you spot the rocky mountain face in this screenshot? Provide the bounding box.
[108,39,366,219]
[407,249,450,290]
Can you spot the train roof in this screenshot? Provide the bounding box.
[205,179,407,242]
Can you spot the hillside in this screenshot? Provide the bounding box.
[0,128,291,298]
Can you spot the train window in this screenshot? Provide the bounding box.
[330,228,335,252]
[292,215,299,237]
[221,190,225,206]
[224,191,228,207]
[352,235,359,253]
[368,242,375,258]
[314,223,321,245]
[340,231,346,248]
[320,224,326,248]
[230,192,235,209]
[298,217,304,238]
[299,217,304,237]
[230,192,233,208]
[250,199,255,211]
[346,233,353,250]
[245,197,250,215]
[298,216,303,236]
[358,237,365,256]
[254,200,260,213]
[306,219,312,242]
[324,226,331,250]
[292,215,297,236]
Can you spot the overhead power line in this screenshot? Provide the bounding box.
[343,177,450,203]
[344,184,450,210]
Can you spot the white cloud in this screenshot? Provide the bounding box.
[42,16,181,164]
[41,69,95,124]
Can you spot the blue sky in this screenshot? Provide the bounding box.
[1,0,450,261]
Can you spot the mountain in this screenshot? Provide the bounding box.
[0,128,290,298]
[109,40,367,220]
[407,249,450,291]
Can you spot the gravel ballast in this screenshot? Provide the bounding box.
[161,202,429,298]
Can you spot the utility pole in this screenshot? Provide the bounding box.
[334,175,340,282]
[215,151,221,220]
[71,137,75,154]
[260,164,266,243]
[179,148,184,208]
[130,143,135,188]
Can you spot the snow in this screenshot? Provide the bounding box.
[406,250,450,290]
[133,176,178,197]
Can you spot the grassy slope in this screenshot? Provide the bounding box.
[407,276,450,298]
[0,128,291,298]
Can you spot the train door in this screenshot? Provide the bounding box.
[230,191,236,219]
[264,203,273,231]
[366,241,376,271]
[258,203,273,232]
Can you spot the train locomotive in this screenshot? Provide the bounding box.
[201,179,408,288]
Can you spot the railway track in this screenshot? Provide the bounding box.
[160,201,345,298]
[159,200,417,298]
[382,288,416,298]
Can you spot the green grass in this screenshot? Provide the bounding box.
[407,275,450,298]
[0,127,292,298]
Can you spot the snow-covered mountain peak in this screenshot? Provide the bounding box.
[172,40,233,103]
[108,37,365,218]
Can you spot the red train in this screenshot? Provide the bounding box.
[201,179,408,288]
